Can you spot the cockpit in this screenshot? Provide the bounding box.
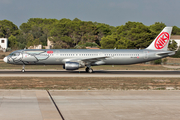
[9,52,20,57]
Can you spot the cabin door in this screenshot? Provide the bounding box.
[55,50,60,61]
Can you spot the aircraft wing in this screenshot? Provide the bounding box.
[62,56,110,65]
[80,56,110,63]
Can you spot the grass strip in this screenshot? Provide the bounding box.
[0,77,179,90]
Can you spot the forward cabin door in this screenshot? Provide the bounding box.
[55,50,60,61]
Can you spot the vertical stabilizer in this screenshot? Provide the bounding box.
[146,27,172,50]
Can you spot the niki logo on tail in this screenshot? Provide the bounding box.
[154,32,170,49]
[146,27,172,51]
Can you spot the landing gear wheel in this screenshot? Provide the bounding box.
[22,64,25,73]
[21,69,25,73]
[85,67,89,72]
[88,68,93,73]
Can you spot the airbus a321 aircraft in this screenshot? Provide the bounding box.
[3,27,175,73]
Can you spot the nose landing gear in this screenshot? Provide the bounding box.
[21,65,25,73]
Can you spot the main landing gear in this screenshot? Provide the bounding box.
[21,65,25,73]
[85,67,93,73]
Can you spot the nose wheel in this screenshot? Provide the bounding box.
[21,69,25,73]
[85,67,93,73]
[22,65,25,73]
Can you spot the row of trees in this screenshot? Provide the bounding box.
[101,22,178,50]
[0,18,179,50]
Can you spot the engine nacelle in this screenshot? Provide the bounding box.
[63,62,80,70]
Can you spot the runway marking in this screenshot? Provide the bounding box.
[47,90,65,120]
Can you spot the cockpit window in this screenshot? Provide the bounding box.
[9,53,20,56]
[9,53,13,56]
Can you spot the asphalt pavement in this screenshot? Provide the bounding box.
[0,70,179,77]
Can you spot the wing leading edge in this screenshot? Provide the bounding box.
[62,56,110,65]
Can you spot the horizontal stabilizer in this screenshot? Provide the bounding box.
[157,51,175,56]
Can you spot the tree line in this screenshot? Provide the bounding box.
[0,18,179,50]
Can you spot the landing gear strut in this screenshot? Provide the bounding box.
[85,67,93,73]
[22,65,25,73]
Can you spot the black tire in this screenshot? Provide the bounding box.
[85,67,89,72]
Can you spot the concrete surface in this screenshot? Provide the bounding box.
[0,70,180,77]
[0,90,62,120]
[0,90,180,120]
[50,90,180,120]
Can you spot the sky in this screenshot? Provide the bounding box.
[0,0,180,27]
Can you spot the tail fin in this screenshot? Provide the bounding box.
[146,27,172,50]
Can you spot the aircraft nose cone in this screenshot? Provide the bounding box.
[3,57,7,63]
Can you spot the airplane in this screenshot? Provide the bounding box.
[3,27,175,73]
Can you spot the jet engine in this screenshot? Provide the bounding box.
[63,62,80,70]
